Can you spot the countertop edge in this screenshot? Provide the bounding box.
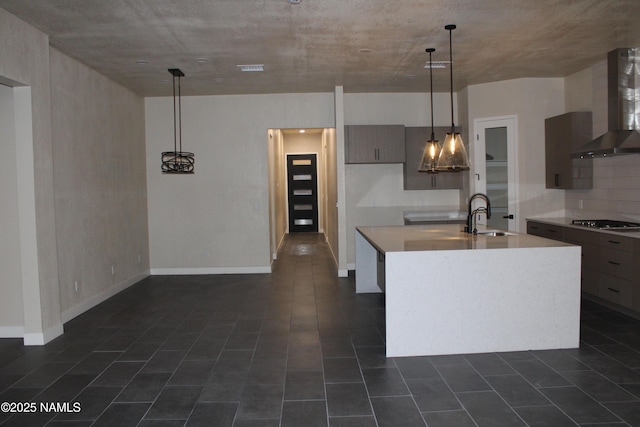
[357,224,575,253]
[526,217,640,239]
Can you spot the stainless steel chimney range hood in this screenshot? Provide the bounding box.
[573,48,640,158]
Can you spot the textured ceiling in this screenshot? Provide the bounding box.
[1,0,639,97]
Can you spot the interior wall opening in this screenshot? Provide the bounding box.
[0,82,25,338]
[267,127,338,266]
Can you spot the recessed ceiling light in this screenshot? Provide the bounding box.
[288,0,301,4]
[214,77,224,83]
[134,59,149,65]
[237,64,264,72]
[195,57,208,63]
[299,129,306,133]
[359,48,372,53]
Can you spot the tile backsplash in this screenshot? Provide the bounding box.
[566,155,640,222]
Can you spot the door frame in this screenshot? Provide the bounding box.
[472,115,519,232]
[285,152,320,234]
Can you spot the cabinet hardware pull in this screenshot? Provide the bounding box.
[607,240,620,244]
[503,214,514,219]
[554,174,560,187]
[608,261,621,266]
[548,229,557,233]
[607,287,620,293]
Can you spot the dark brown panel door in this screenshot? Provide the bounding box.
[287,154,319,233]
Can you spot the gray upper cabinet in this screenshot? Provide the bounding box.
[345,125,405,164]
[544,112,593,189]
[403,127,462,190]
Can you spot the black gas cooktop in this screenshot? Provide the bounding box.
[571,219,640,229]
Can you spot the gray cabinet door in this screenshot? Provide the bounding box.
[544,112,593,189]
[345,125,405,164]
[403,127,462,190]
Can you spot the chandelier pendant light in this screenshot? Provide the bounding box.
[162,68,195,174]
[436,24,470,171]
[418,48,441,173]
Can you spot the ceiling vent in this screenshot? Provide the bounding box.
[237,64,264,72]
[424,60,450,69]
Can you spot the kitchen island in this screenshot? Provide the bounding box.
[355,224,581,357]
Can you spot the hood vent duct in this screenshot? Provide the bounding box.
[573,48,640,158]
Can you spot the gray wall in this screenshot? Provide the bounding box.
[0,7,148,342]
[0,7,61,342]
[50,49,149,322]
[323,128,339,264]
[0,83,24,334]
[145,93,336,274]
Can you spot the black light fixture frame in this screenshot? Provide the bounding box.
[418,47,441,174]
[162,68,195,174]
[445,24,457,140]
[435,24,470,171]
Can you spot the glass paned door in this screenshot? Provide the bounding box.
[473,116,518,232]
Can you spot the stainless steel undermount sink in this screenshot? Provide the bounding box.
[476,230,514,237]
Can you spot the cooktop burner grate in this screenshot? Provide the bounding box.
[571,219,640,229]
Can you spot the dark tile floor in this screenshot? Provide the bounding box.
[1,233,640,426]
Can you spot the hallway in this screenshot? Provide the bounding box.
[1,233,640,426]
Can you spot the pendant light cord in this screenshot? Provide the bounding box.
[172,74,177,155]
[172,73,183,155]
[447,24,456,135]
[178,74,182,154]
[162,68,194,174]
[428,48,435,141]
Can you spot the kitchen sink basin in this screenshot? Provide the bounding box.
[476,230,514,237]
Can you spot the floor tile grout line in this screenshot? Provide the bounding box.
[532,341,639,424]
[428,357,481,427]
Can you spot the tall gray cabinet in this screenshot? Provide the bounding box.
[544,112,593,189]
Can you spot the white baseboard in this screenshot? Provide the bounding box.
[60,270,150,324]
[150,266,271,275]
[346,262,355,271]
[23,322,64,346]
[338,269,349,278]
[0,326,24,338]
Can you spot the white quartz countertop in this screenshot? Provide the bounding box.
[356,224,573,253]
[526,217,640,239]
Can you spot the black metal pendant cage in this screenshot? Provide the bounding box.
[162,68,195,174]
[161,151,194,173]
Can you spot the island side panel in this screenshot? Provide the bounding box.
[384,246,581,357]
[355,230,382,293]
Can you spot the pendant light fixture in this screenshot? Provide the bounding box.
[162,68,195,174]
[436,24,470,171]
[418,48,441,173]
